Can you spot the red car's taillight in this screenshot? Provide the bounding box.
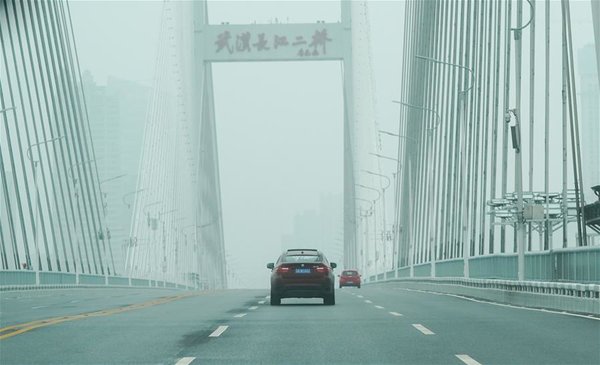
[314,265,330,274]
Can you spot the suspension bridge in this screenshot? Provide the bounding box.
[1,1,599,364]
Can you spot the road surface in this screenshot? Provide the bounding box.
[1,284,598,364]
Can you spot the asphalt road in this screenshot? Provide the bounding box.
[0,284,598,365]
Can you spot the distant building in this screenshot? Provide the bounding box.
[280,193,343,265]
[83,71,150,274]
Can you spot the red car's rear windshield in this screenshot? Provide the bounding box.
[281,255,322,263]
[342,271,358,276]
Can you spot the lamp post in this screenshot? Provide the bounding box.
[100,173,126,186]
[363,170,391,273]
[507,109,526,281]
[415,54,474,279]
[98,174,126,277]
[27,136,65,285]
[157,208,178,285]
[142,201,162,281]
[67,159,95,184]
[122,188,145,209]
[356,199,373,279]
[391,100,442,131]
[390,100,443,276]
[356,183,381,278]
[369,152,399,163]
[377,131,419,271]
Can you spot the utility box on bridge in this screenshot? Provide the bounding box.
[524,204,545,221]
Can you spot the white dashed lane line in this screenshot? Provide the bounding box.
[208,325,229,338]
[364,300,372,304]
[175,357,196,365]
[233,313,247,318]
[389,311,403,316]
[258,300,265,304]
[31,306,47,309]
[357,295,364,298]
[249,306,258,310]
[455,354,482,365]
[412,324,435,335]
[374,305,384,309]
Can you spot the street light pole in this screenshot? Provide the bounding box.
[391,100,442,131]
[391,100,443,277]
[122,188,145,209]
[98,173,126,277]
[376,131,418,271]
[27,136,65,285]
[357,204,372,279]
[363,170,391,273]
[508,109,526,281]
[415,55,475,279]
[356,183,381,278]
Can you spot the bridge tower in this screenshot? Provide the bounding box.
[190,1,360,270]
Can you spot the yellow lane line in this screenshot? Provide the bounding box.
[0,293,197,340]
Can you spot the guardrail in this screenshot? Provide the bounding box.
[0,270,195,291]
[366,277,600,315]
[364,247,600,315]
[368,246,600,283]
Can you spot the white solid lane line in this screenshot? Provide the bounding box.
[389,311,403,316]
[258,300,265,304]
[412,324,435,335]
[374,305,384,309]
[364,300,372,304]
[249,306,258,310]
[209,325,229,338]
[456,354,482,365]
[175,357,196,365]
[234,313,247,318]
[396,287,600,322]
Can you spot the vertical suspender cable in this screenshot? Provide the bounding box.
[528,0,536,251]
[564,0,587,247]
[501,0,513,253]
[560,0,568,248]
[544,0,551,250]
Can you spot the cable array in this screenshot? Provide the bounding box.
[0,0,112,275]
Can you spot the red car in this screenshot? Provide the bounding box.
[339,270,361,288]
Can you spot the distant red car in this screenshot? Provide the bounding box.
[339,270,361,288]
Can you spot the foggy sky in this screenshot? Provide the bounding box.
[69,0,596,288]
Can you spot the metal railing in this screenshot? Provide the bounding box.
[369,246,600,283]
[0,270,197,291]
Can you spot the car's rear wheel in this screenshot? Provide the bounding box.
[270,291,281,305]
[323,293,335,305]
[358,285,361,289]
